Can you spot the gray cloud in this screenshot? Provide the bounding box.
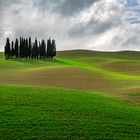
[32,0,100,16]
[0,0,140,51]
[68,17,116,38]
[59,0,99,16]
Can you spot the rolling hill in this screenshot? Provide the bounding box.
[0,50,140,139]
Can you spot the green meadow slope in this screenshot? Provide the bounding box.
[0,50,140,139]
[0,85,140,140]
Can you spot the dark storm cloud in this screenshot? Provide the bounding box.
[59,0,99,16]
[33,0,100,16]
[68,18,115,38]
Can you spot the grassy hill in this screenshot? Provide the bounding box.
[58,49,140,60]
[1,85,140,139]
[0,50,140,139]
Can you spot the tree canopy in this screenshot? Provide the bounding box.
[4,37,56,60]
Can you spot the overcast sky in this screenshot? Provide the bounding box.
[0,0,140,51]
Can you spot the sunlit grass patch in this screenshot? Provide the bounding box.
[0,85,140,139]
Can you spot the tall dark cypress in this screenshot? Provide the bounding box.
[15,38,19,58]
[11,41,15,58]
[41,39,46,58]
[29,37,32,58]
[25,38,29,58]
[34,38,38,59]
[4,38,11,59]
[51,39,56,59]
[20,37,23,58]
[39,41,41,59]
[32,42,36,59]
[22,38,25,58]
[47,38,52,59]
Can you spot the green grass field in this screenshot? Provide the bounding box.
[0,50,140,139]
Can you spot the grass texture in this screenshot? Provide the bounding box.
[0,50,140,139]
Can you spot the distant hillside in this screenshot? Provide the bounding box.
[57,49,140,60]
[1,49,140,60]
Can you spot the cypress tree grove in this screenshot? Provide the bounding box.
[4,37,57,60]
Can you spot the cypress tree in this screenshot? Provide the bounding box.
[11,41,15,58]
[32,42,36,59]
[51,39,56,59]
[39,41,41,59]
[41,39,46,58]
[22,38,25,58]
[34,38,38,59]
[20,37,23,58]
[15,38,19,58]
[4,38,11,59]
[47,38,52,59]
[29,37,32,58]
[25,38,29,58]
